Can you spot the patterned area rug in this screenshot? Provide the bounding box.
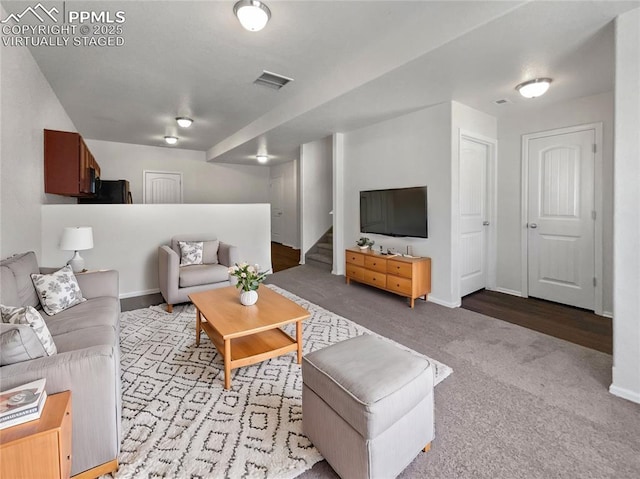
[111,285,452,479]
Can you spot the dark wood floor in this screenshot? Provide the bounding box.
[461,289,612,354]
[271,242,300,273]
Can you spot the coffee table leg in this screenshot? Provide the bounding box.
[195,308,201,346]
[296,320,303,364]
[224,338,231,390]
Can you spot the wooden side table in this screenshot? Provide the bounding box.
[0,391,72,479]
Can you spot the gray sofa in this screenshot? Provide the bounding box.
[0,251,120,477]
[158,234,239,312]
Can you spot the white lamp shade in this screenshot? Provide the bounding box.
[60,227,94,251]
[516,78,552,98]
[234,1,271,32]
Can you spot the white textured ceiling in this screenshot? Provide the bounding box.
[7,0,639,165]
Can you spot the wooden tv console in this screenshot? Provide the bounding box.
[345,248,431,308]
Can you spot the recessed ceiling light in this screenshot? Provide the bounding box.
[256,155,268,163]
[234,0,271,32]
[164,136,178,145]
[516,78,552,98]
[176,117,193,128]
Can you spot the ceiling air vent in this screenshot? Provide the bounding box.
[254,71,294,90]
[493,98,512,105]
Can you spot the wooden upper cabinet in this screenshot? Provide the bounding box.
[44,129,101,197]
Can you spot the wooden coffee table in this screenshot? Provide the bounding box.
[189,286,310,390]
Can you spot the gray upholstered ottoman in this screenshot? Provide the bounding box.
[302,334,434,479]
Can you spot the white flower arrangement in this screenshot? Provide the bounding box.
[228,262,268,292]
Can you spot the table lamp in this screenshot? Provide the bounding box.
[60,226,93,272]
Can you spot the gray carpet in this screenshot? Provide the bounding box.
[265,265,640,479]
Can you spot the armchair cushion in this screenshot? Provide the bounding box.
[178,241,203,266]
[179,264,229,288]
[202,240,220,264]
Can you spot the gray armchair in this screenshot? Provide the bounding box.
[158,235,239,312]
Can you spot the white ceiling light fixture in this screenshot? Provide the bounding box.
[176,117,193,128]
[516,78,552,98]
[256,155,268,164]
[164,136,178,145]
[234,0,271,32]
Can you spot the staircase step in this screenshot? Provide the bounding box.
[317,242,333,252]
[306,252,332,265]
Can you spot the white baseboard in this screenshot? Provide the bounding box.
[427,296,460,308]
[602,311,613,318]
[609,384,640,404]
[119,288,160,299]
[492,287,523,297]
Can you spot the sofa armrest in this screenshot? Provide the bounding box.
[158,245,180,303]
[218,242,240,267]
[75,270,119,299]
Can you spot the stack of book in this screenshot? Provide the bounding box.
[0,379,47,430]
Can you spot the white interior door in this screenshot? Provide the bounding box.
[527,129,595,309]
[143,171,183,204]
[460,137,489,296]
[270,175,284,243]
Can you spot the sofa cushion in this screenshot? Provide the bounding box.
[179,241,203,266]
[45,297,119,337]
[0,252,40,308]
[1,305,57,356]
[0,323,47,365]
[203,240,220,264]
[179,264,229,288]
[52,325,117,354]
[302,334,433,438]
[31,265,86,316]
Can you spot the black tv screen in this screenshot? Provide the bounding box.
[360,186,428,238]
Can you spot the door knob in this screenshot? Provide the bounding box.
[482,221,490,226]
[529,223,538,228]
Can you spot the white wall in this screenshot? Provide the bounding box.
[300,136,333,258]
[342,102,456,306]
[610,8,640,404]
[269,160,299,248]
[85,139,270,204]
[41,204,271,298]
[451,102,498,303]
[496,91,615,313]
[0,30,75,259]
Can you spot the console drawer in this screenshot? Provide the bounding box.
[387,275,413,295]
[346,264,365,282]
[364,256,387,273]
[346,252,365,266]
[363,270,386,288]
[387,260,413,279]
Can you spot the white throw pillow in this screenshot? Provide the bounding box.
[0,304,57,356]
[179,241,204,266]
[30,265,86,315]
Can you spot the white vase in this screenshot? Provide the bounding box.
[240,290,258,306]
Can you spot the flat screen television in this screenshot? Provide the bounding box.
[360,186,428,238]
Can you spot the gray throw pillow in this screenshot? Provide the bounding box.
[179,241,203,266]
[202,240,220,264]
[0,323,47,366]
[30,265,86,315]
[0,304,57,356]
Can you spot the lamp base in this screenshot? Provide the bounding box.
[67,251,86,273]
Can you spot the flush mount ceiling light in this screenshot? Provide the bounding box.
[516,78,552,98]
[176,117,193,128]
[234,0,271,32]
[164,136,178,145]
[256,155,268,164]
